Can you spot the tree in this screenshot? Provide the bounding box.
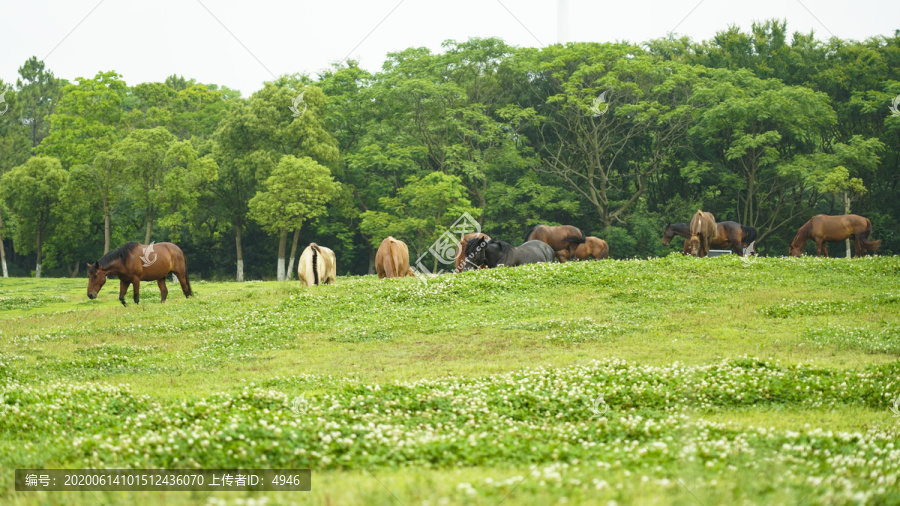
[0,157,67,277]
[359,172,480,271]
[248,156,340,281]
[821,165,868,257]
[16,57,64,149]
[212,79,339,280]
[65,150,129,253]
[0,78,31,277]
[690,68,837,242]
[40,71,127,168]
[514,43,696,228]
[117,127,211,243]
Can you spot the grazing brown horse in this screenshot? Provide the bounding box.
[298,243,336,286]
[455,232,491,272]
[524,224,586,262]
[375,237,413,278]
[665,221,758,256]
[87,242,192,306]
[689,210,717,258]
[557,237,609,260]
[789,214,881,257]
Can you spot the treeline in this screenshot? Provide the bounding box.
[0,20,898,280]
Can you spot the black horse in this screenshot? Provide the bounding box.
[465,238,555,268]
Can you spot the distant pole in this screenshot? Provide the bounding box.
[845,192,851,258]
[558,0,569,43]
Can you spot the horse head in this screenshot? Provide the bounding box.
[662,224,674,246]
[86,262,108,299]
[464,236,489,268]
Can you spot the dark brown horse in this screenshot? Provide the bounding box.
[557,237,609,260]
[455,232,491,272]
[789,214,881,257]
[689,210,717,258]
[87,242,192,306]
[524,225,586,262]
[664,221,758,256]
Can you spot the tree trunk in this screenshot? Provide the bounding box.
[0,208,8,278]
[845,192,851,258]
[104,211,111,254]
[235,222,244,282]
[287,228,301,280]
[276,227,288,281]
[144,215,153,245]
[35,227,42,278]
[68,262,81,277]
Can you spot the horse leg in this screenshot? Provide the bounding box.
[853,236,863,258]
[176,269,192,297]
[132,279,141,305]
[158,278,169,303]
[732,237,743,256]
[119,279,129,307]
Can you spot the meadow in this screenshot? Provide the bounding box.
[1,254,899,505]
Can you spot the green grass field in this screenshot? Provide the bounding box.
[1,254,899,505]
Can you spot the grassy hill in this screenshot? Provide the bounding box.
[1,254,899,504]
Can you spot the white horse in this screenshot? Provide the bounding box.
[297,243,336,286]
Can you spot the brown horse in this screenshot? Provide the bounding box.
[87,242,192,306]
[455,233,492,272]
[524,224,586,262]
[789,214,881,257]
[557,237,609,260]
[665,221,758,256]
[375,237,414,278]
[689,210,717,258]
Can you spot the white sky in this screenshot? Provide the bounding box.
[1,0,898,96]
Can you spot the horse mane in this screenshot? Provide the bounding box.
[94,242,140,270]
[490,239,515,254]
[795,220,812,242]
[523,225,539,243]
[465,236,488,257]
[668,222,691,238]
[741,225,758,245]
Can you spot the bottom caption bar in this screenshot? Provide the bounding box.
[16,469,311,491]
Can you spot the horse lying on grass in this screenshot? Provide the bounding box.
[465,238,555,268]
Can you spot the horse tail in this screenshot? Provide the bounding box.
[524,225,539,243]
[858,219,882,251]
[383,241,396,278]
[741,225,758,246]
[310,243,320,285]
[180,250,193,296]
